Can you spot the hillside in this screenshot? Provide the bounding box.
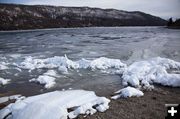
[0,3,167,30]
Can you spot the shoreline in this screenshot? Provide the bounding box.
[0,85,180,118]
[80,85,180,119]
[0,26,164,33]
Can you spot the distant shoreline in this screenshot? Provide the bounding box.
[0,26,165,32]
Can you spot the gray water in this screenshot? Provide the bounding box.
[0,27,180,96]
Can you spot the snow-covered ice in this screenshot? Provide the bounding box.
[112,57,180,100]
[18,56,126,88]
[0,90,110,119]
[111,86,144,99]
[17,55,126,73]
[122,57,180,88]
[0,77,11,85]
[1,56,180,90]
[1,54,180,103]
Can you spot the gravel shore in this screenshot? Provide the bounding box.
[79,85,180,119]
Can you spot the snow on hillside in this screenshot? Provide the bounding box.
[0,4,167,30]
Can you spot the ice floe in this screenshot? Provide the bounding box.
[122,57,180,88]
[0,90,110,119]
[111,86,144,99]
[1,56,180,95]
[0,77,11,85]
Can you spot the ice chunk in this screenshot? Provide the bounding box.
[30,75,56,89]
[58,66,68,73]
[0,77,11,85]
[122,57,180,88]
[76,58,91,69]
[43,70,58,77]
[29,70,59,88]
[111,86,144,99]
[154,73,180,87]
[17,56,80,70]
[0,90,110,119]
[0,62,8,70]
[90,57,126,70]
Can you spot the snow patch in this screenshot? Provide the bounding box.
[0,90,110,119]
[111,86,144,99]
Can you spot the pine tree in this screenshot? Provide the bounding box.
[167,18,173,26]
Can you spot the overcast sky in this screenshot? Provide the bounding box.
[1,0,180,19]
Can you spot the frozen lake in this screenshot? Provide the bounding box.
[0,27,180,96]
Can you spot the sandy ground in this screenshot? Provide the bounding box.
[0,85,180,119]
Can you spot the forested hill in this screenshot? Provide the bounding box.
[0,3,167,30]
